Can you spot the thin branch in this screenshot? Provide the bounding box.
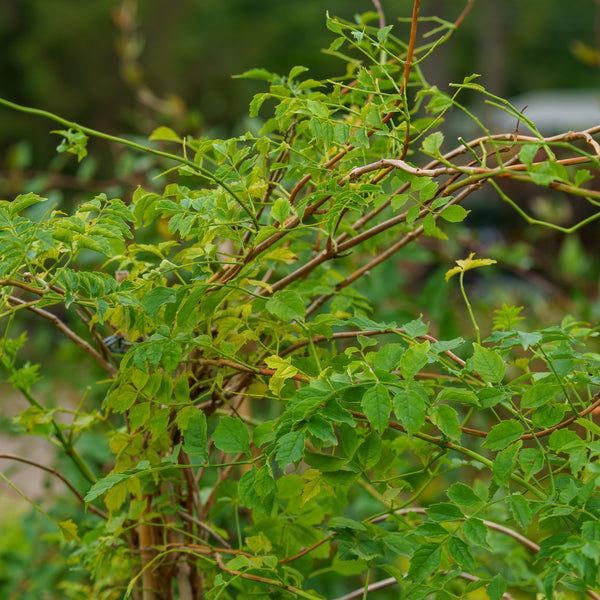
[397,0,420,158]
[279,328,465,368]
[304,188,473,316]
[0,453,107,519]
[176,509,231,548]
[214,553,322,600]
[347,154,595,182]
[0,97,259,229]
[332,573,516,600]
[194,358,309,383]
[371,0,385,30]
[520,390,600,440]
[7,295,117,377]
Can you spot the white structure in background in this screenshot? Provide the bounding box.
[492,89,600,135]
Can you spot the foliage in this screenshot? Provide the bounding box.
[1,2,600,599]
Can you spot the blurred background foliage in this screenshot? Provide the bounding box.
[0,0,598,156]
[0,1,599,598]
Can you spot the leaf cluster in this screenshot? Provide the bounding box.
[1,4,600,600]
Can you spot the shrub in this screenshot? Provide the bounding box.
[1,3,600,599]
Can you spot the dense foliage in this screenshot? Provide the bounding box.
[1,2,600,599]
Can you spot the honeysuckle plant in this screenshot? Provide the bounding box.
[1,2,600,599]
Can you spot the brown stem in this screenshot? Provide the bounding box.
[138,508,158,600]
[194,358,309,383]
[332,573,516,600]
[0,453,107,519]
[6,295,117,377]
[304,188,473,316]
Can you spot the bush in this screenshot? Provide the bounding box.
[1,3,600,599]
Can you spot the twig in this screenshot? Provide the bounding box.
[194,358,309,383]
[372,507,600,600]
[7,295,117,377]
[214,552,322,600]
[279,328,466,368]
[176,509,231,548]
[347,154,595,182]
[332,573,516,600]
[0,96,259,229]
[0,453,106,519]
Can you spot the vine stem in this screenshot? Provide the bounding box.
[459,269,480,344]
[0,97,259,229]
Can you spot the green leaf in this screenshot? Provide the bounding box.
[400,340,430,380]
[393,382,427,435]
[361,383,391,434]
[275,430,305,468]
[177,286,207,327]
[492,441,521,486]
[253,465,276,513]
[356,431,382,469]
[414,522,448,538]
[440,205,469,223]
[213,416,251,455]
[470,343,505,383]
[429,404,461,440]
[462,517,489,548]
[330,516,366,531]
[519,143,540,166]
[142,286,177,319]
[376,24,394,43]
[238,469,263,512]
[107,384,138,413]
[373,343,404,371]
[182,410,208,462]
[448,536,474,571]
[422,131,444,155]
[306,99,329,118]
[85,472,130,505]
[304,451,348,472]
[521,382,557,409]
[266,290,305,322]
[483,420,524,451]
[427,93,453,114]
[510,493,532,530]
[57,519,80,542]
[149,126,181,142]
[288,65,309,80]
[486,573,507,600]
[10,192,46,214]
[447,483,482,508]
[264,355,299,395]
[574,168,593,187]
[548,429,584,452]
[425,502,465,522]
[271,197,291,224]
[529,160,569,186]
[402,315,429,337]
[234,67,277,81]
[518,447,544,479]
[306,415,338,446]
[407,542,442,581]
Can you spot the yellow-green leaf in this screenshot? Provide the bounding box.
[445,252,497,281]
[57,519,80,542]
[149,126,181,142]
